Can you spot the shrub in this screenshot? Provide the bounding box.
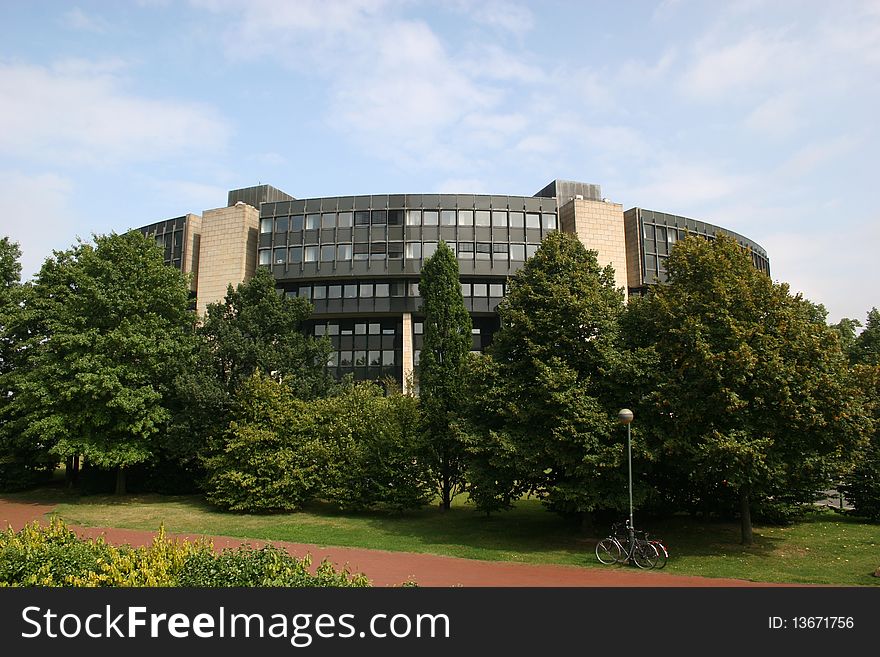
[0,518,368,587]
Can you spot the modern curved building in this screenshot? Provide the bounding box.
[136,179,770,390]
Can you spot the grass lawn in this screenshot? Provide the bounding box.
[6,488,879,586]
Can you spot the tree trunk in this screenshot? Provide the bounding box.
[739,488,753,545]
[71,455,80,487]
[65,456,75,488]
[440,471,451,511]
[115,466,126,496]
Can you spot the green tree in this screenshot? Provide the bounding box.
[170,266,332,467]
[318,382,432,511]
[829,317,861,363]
[852,308,880,366]
[0,238,58,490]
[489,231,630,526]
[645,234,866,543]
[418,241,472,511]
[841,364,880,519]
[11,232,195,494]
[204,374,323,512]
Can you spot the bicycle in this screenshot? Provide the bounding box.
[649,538,668,569]
[595,521,660,569]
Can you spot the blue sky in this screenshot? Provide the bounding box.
[1,0,877,323]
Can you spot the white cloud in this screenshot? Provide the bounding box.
[743,93,805,138]
[63,7,111,33]
[448,0,534,35]
[777,136,860,179]
[761,218,880,323]
[0,61,230,166]
[0,171,78,279]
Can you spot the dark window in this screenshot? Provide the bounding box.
[388,241,404,259]
[390,282,406,297]
[353,243,369,260]
[354,350,367,366]
[382,350,394,365]
[275,216,289,233]
[321,245,335,262]
[476,242,491,260]
[298,286,312,300]
[355,211,371,226]
[369,350,381,366]
[371,210,387,225]
[291,215,304,231]
[388,209,404,226]
[370,242,386,259]
[288,246,303,264]
[273,248,286,264]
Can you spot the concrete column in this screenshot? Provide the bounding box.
[401,312,414,394]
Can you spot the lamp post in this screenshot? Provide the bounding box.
[618,409,634,534]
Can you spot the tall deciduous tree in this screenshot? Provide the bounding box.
[646,234,866,544]
[171,266,333,462]
[852,308,880,366]
[489,231,630,526]
[418,241,472,511]
[0,238,57,490]
[12,232,195,494]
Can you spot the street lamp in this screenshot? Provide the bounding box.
[618,409,634,535]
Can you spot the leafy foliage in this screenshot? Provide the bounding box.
[0,517,368,587]
[841,364,880,520]
[2,233,195,493]
[485,231,629,521]
[205,374,431,513]
[169,267,332,484]
[418,241,472,510]
[639,234,868,542]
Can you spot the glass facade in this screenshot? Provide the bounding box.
[257,193,558,385]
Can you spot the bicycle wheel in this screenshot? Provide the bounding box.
[651,541,668,569]
[631,541,659,569]
[596,538,621,565]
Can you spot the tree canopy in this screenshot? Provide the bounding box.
[7,232,195,494]
[642,233,867,543]
[418,240,472,510]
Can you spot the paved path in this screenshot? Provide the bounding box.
[1,499,785,587]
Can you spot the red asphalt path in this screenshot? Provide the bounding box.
[1,499,786,587]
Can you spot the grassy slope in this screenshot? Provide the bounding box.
[7,489,879,585]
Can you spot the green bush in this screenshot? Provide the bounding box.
[0,518,368,587]
[205,375,431,513]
